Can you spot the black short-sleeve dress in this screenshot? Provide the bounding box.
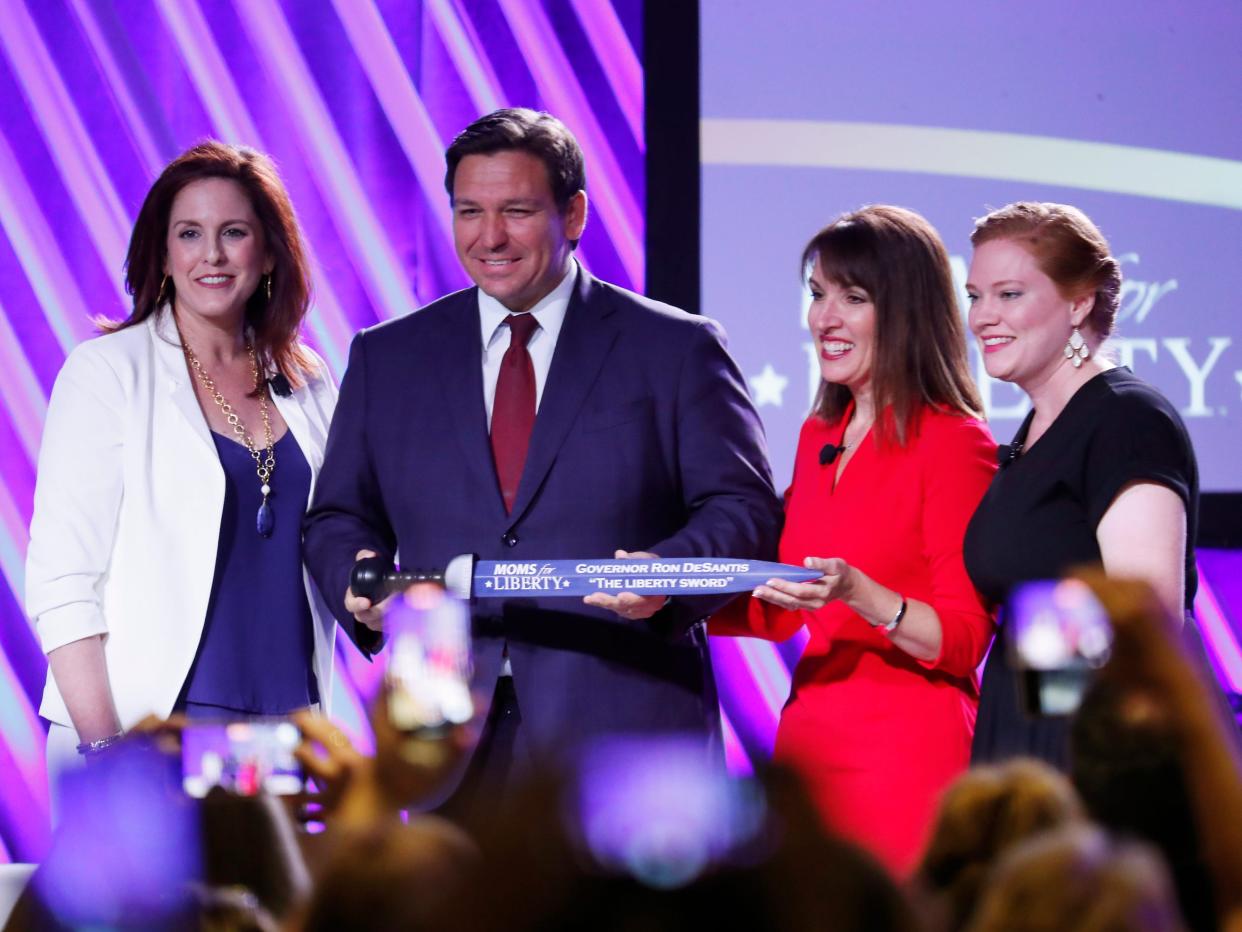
[964,367,1199,767]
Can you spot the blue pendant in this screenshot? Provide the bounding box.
[257,500,274,538]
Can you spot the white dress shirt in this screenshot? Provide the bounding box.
[479,263,575,676]
[479,262,577,427]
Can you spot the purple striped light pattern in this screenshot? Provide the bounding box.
[0,0,653,861]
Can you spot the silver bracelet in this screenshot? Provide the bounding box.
[881,597,908,634]
[76,732,123,756]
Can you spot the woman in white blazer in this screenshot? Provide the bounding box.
[25,142,343,798]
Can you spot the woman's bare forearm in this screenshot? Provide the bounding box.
[47,636,121,742]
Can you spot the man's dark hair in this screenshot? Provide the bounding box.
[444,108,586,213]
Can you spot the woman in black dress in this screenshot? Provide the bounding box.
[962,202,1199,767]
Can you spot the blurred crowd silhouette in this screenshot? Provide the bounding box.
[5,573,1241,932]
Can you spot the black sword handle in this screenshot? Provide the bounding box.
[350,556,445,603]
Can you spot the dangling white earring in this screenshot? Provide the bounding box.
[1065,327,1090,368]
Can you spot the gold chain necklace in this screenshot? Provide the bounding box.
[183,340,277,538]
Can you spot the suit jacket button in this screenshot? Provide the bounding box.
[502,532,518,547]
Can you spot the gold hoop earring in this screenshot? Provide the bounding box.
[264,274,273,303]
[157,275,170,307]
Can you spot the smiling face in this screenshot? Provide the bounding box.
[966,237,1092,391]
[806,259,877,398]
[164,177,271,329]
[451,150,587,313]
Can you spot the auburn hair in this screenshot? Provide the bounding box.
[107,141,314,386]
[970,201,1122,341]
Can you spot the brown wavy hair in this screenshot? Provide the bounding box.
[970,202,1122,341]
[915,759,1087,932]
[107,141,314,386]
[802,205,982,445]
[966,825,1184,932]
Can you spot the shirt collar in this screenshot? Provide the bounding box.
[479,261,578,349]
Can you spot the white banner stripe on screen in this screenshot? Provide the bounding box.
[701,119,1242,211]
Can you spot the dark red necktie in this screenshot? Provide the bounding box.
[491,313,540,513]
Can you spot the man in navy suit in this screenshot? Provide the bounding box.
[304,109,780,802]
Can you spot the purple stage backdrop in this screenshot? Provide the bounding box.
[701,3,1242,770]
[0,0,646,862]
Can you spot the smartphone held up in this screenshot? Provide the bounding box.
[181,720,304,797]
[1007,577,1113,716]
[385,582,474,734]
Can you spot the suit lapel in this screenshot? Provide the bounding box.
[432,290,505,516]
[509,271,619,520]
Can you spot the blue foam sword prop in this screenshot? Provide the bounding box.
[350,555,821,603]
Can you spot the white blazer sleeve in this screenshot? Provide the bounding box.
[26,343,128,654]
[307,346,339,410]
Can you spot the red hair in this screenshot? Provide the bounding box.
[970,202,1122,341]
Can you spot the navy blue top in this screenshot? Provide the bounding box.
[180,430,319,714]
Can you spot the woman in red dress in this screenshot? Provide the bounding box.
[713,206,997,875]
